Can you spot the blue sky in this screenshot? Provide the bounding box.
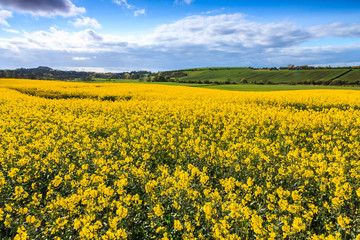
[0,0,360,72]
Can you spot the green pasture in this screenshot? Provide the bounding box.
[179,68,350,84]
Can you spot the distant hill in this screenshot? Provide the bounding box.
[159,66,360,86]
[0,66,151,81]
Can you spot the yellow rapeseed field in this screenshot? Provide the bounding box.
[1,78,360,239]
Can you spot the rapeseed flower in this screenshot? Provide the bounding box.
[1,79,360,239]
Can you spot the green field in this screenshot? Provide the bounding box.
[335,69,360,83]
[76,67,360,91]
[178,68,354,84]
[87,80,360,91]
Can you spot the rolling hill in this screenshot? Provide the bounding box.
[165,67,360,85]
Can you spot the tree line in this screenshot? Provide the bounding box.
[0,66,151,81]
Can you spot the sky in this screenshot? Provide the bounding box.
[0,0,360,72]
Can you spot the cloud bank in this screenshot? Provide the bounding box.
[0,0,85,17]
[144,14,313,50]
[0,13,360,71]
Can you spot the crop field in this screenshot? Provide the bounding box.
[1,79,360,239]
[178,68,351,84]
[336,69,360,83]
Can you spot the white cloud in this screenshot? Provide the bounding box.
[203,8,226,15]
[175,0,195,5]
[310,22,360,38]
[313,61,360,67]
[113,0,133,9]
[23,28,102,51]
[0,0,85,17]
[141,14,312,51]
[134,9,145,16]
[0,9,12,26]
[70,17,102,29]
[113,0,145,16]
[0,27,128,53]
[63,66,156,73]
[64,67,107,72]
[72,57,91,61]
[2,28,19,33]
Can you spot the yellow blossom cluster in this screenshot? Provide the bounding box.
[1,78,360,239]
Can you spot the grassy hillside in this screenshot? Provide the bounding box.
[334,69,360,84]
[174,67,358,85]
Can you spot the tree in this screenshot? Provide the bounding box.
[124,73,130,79]
[81,76,93,81]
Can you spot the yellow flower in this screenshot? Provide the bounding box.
[292,217,306,233]
[116,205,128,220]
[0,208,4,221]
[203,202,213,220]
[154,204,164,217]
[8,168,19,178]
[156,226,166,233]
[291,190,302,204]
[14,226,28,240]
[52,175,63,187]
[13,186,28,200]
[337,215,351,229]
[174,220,183,231]
[173,201,181,210]
[357,188,360,198]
